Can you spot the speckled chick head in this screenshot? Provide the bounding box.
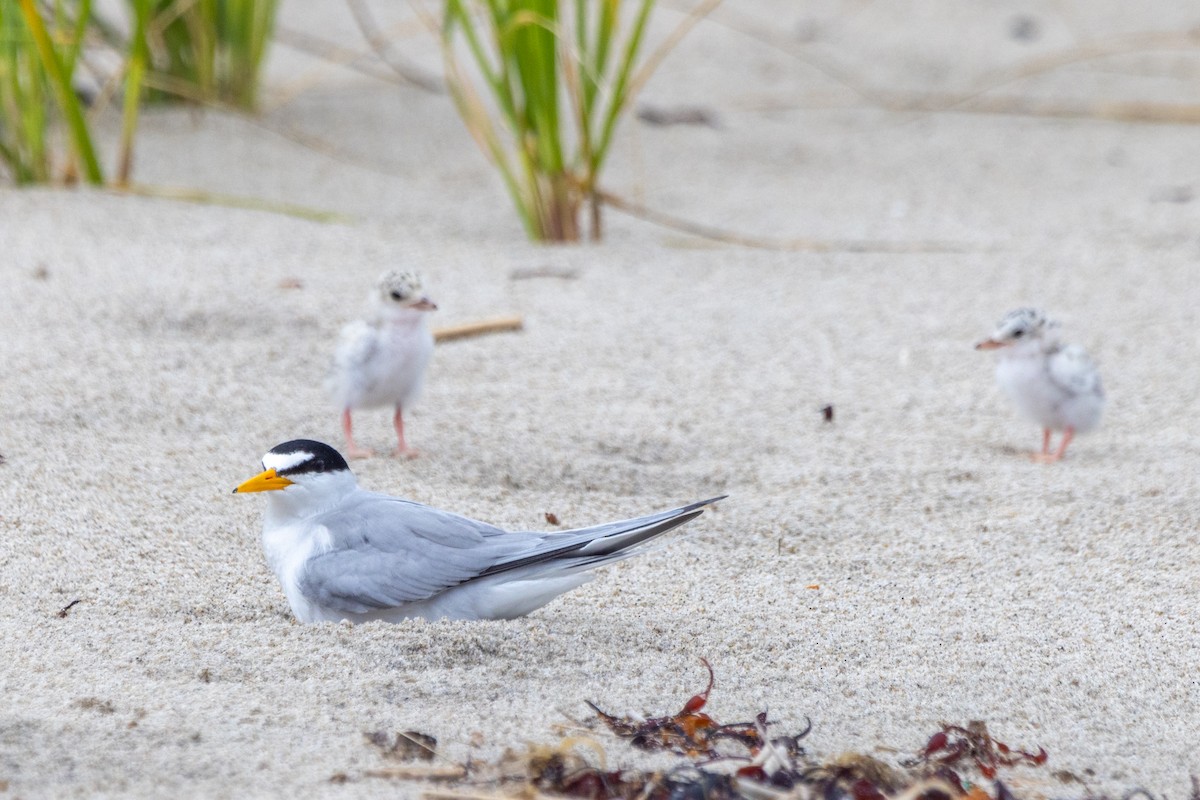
[975,307,1061,351]
[378,270,422,304]
[990,307,1059,344]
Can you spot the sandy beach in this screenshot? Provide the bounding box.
[2,0,1200,797]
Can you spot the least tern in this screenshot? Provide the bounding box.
[326,270,436,459]
[975,307,1105,463]
[234,440,724,623]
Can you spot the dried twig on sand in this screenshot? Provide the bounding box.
[366,765,465,781]
[433,317,524,344]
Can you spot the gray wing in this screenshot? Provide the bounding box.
[1047,344,1103,398]
[298,495,724,614]
[299,494,529,614]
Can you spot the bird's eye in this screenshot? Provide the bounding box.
[1012,329,1025,338]
[389,290,404,301]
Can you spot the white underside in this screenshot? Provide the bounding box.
[297,571,595,623]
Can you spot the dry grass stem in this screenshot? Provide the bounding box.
[365,765,467,780]
[271,24,424,100]
[915,29,1200,115]
[423,791,559,800]
[344,0,443,92]
[669,3,910,107]
[669,9,1200,121]
[909,94,1200,124]
[597,190,982,253]
[117,184,351,223]
[434,317,525,343]
[628,0,725,101]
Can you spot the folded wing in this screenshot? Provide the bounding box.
[1047,344,1103,399]
[298,495,723,614]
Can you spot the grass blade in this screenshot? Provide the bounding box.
[118,0,153,185]
[441,0,699,241]
[17,0,103,183]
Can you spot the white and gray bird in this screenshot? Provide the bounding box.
[326,270,436,459]
[975,307,1105,463]
[234,439,723,623]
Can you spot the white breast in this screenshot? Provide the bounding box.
[260,516,330,623]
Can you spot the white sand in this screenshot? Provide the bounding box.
[3,0,1200,796]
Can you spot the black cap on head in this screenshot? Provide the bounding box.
[266,439,351,476]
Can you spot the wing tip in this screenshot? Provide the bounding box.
[681,495,728,514]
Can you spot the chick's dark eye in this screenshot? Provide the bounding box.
[1012,329,1025,338]
[390,290,404,300]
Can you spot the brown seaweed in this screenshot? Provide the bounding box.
[904,722,1047,780]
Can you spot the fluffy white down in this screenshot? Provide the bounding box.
[994,339,1105,433]
[326,307,434,411]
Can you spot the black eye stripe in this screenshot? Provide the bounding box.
[280,459,327,476]
[268,439,350,476]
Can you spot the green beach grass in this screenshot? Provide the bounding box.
[442,0,656,241]
[1,0,101,183]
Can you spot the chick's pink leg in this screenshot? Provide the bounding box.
[1053,427,1075,461]
[393,406,417,458]
[341,408,373,459]
[1031,427,1074,464]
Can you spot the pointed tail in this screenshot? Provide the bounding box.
[480,495,726,578]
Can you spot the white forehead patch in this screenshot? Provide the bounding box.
[263,449,312,473]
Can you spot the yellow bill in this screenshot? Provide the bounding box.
[233,468,294,494]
